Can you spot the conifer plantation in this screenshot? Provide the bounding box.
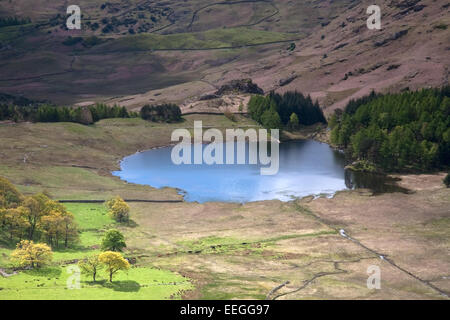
[330,87,450,171]
[247,91,327,129]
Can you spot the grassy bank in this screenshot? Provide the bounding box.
[0,114,258,200]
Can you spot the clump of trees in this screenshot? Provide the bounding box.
[0,177,79,249]
[10,240,53,269]
[0,103,137,124]
[140,104,182,123]
[79,252,130,283]
[105,196,130,223]
[79,229,130,282]
[247,91,326,129]
[330,87,450,171]
[0,16,31,28]
[0,99,184,126]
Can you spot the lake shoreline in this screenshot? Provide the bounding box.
[111,121,422,204]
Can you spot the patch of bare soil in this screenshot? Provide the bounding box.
[181,94,250,114]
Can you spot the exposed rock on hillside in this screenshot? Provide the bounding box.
[215,79,264,96]
[78,107,94,125]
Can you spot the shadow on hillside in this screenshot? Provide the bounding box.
[25,266,62,278]
[124,219,139,228]
[101,280,141,292]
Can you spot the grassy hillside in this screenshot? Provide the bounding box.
[0,115,259,199]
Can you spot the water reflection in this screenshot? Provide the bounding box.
[113,140,408,203]
[345,170,410,194]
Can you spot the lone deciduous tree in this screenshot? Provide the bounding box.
[79,254,102,282]
[105,196,130,223]
[99,251,130,282]
[101,229,126,252]
[11,240,53,268]
[288,113,300,130]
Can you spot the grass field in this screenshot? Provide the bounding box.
[0,201,193,299]
[0,265,193,300]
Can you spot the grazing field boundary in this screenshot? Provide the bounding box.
[293,203,450,298]
[78,38,301,55]
[188,0,280,31]
[182,111,248,116]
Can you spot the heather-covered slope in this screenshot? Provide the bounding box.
[0,0,448,110]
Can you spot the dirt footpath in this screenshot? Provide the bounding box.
[303,173,450,298]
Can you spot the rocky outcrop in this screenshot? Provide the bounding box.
[78,106,94,125]
[0,268,17,278]
[279,75,298,87]
[215,79,264,96]
[198,94,220,101]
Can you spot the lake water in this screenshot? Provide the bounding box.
[113,140,357,203]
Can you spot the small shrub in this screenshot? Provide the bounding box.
[444,173,450,188]
[224,109,236,122]
[434,24,447,30]
[62,36,82,46]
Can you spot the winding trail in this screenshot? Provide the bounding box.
[267,203,450,299]
[187,0,279,31]
[271,262,347,300]
[338,228,449,298]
